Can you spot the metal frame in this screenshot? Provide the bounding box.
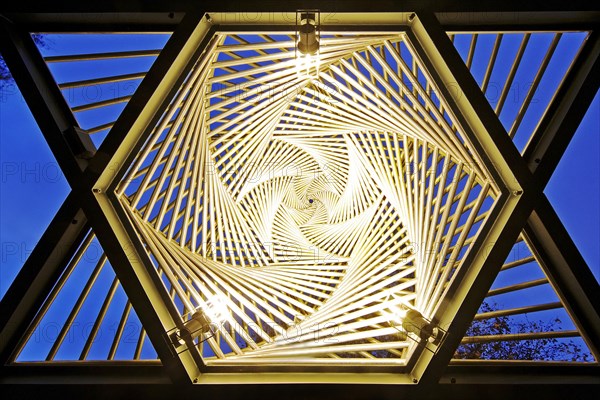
[0,1,598,397]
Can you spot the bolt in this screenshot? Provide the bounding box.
[408,13,416,22]
[92,188,102,194]
[193,378,198,383]
[512,190,523,196]
[534,158,541,164]
[412,378,418,384]
[168,12,175,19]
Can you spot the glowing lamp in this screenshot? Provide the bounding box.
[170,295,230,348]
[297,13,319,55]
[402,309,443,344]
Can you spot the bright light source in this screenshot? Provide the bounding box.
[296,53,320,78]
[381,293,445,346]
[169,295,230,348]
[295,10,321,78]
[203,295,230,325]
[381,291,409,323]
[389,306,408,322]
[401,309,444,344]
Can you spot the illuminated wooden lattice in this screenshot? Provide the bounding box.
[114,31,498,366]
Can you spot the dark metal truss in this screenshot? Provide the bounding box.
[0,1,599,398]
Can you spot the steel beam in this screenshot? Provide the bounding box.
[405,12,541,386]
[0,362,169,384]
[524,197,600,360]
[408,15,600,385]
[0,13,95,368]
[2,0,600,14]
[524,30,600,186]
[0,380,598,400]
[87,14,217,194]
[0,362,598,398]
[69,10,219,383]
[517,26,600,360]
[0,20,94,185]
[443,363,600,384]
[438,13,600,32]
[1,1,599,32]
[0,193,88,365]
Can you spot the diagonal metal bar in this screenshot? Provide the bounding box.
[407,21,532,192]
[0,193,88,365]
[517,29,600,361]
[407,12,540,385]
[74,193,201,382]
[523,30,600,186]
[1,8,213,382]
[524,196,600,361]
[70,10,217,383]
[0,19,94,185]
[87,16,217,193]
[410,15,600,384]
[0,20,96,366]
